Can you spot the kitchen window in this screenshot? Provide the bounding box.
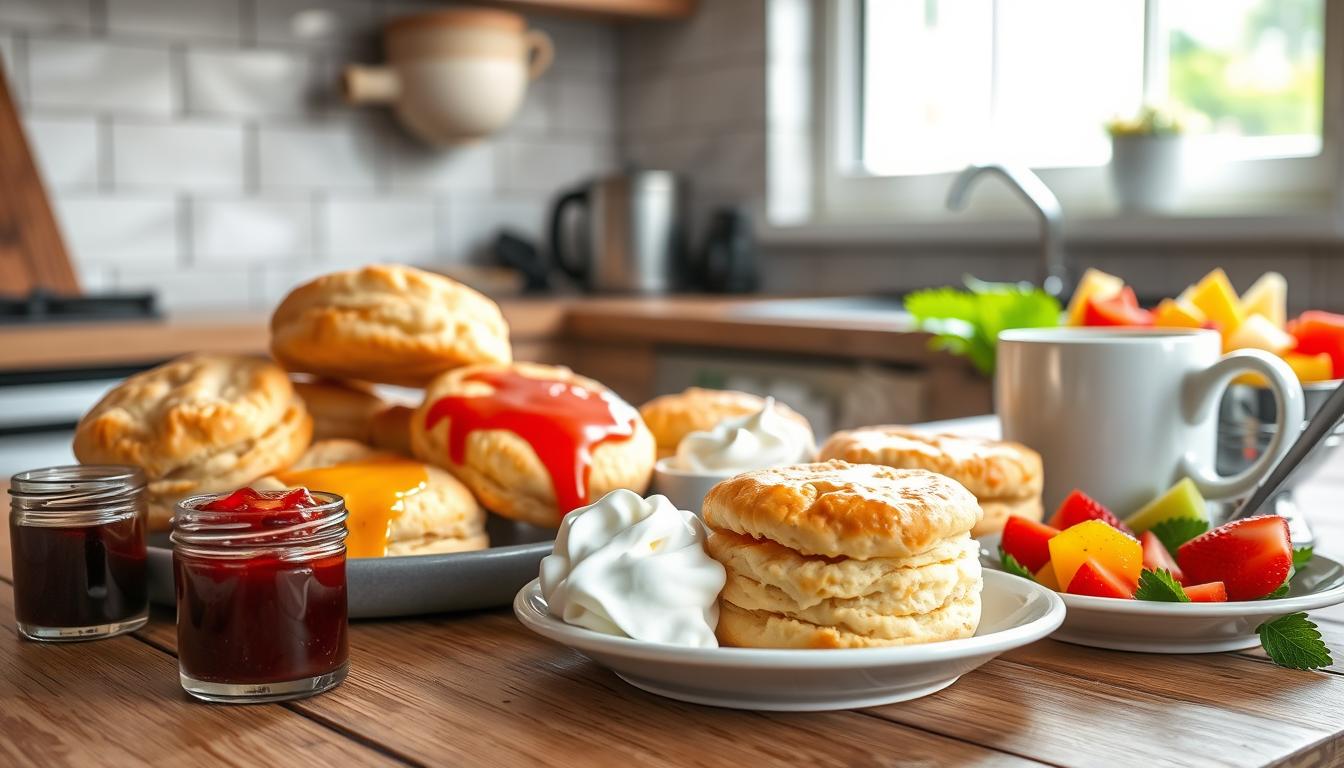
[810,0,1342,227]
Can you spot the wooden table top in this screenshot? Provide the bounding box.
[4,467,1344,768]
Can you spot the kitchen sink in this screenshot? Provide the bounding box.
[730,296,912,326]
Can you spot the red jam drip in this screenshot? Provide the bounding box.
[424,369,639,517]
[198,487,324,530]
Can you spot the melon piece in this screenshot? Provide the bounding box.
[1125,478,1208,534]
[1188,268,1244,336]
[1066,268,1125,326]
[1239,271,1287,328]
[1225,313,1295,354]
[1048,519,1142,591]
[1153,298,1206,329]
[1140,531,1185,583]
[1185,582,1228,602]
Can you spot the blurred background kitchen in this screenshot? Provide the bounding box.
[1,0,1340,476]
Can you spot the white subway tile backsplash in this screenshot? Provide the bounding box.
[387,139,495,193]
[193,198,312,262]
[505,77,554,137]
[499,139,610,195]
[253,0,375,51]
[257,122,381,189]
[107,0,243,43]
[534,17,617,76]
[112,120,246,190]
[0,0,95,32]
[671,63,767,130]
[254,263,337,306]
[556,77,615,137]
[54,195,179,268]
[440,195,546,264]
[28,39,175,115]
[117,267,255,311]
[24,114,100,189]
[323,197,436,262]
[185,48,314,117]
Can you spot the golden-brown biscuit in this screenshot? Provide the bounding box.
[270,264,512,387]
[975,496,1044,538]
[706,530,979,609]
[818,427,1043,501]
[715,593,981,649]
[292,378,386,443]
[702,461,982,560]
[639,387,813,458]
[411,362,656,528]
[260,439,488,557]
[73,354,312,530]
[368,404,415,457]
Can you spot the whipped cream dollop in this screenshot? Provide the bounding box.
[539,489,725,647]
[672,397,814,473]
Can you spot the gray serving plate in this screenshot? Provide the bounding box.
[148,516,555,618]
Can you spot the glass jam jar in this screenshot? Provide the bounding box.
[8,465,149,641]
[171,487,349,704]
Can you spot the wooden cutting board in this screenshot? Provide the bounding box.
[0,58,79,297]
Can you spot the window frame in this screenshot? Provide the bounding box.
[807,0,1344,228]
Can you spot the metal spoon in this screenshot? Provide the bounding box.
[1230,378,1344,522]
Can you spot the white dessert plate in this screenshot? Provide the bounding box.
[979,534,1344,653]
[513,569,1064,711]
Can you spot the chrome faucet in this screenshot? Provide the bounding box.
[945,163,1068,297]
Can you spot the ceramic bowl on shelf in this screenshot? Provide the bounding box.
[979,534,1344,653]
[513,569,1064,712]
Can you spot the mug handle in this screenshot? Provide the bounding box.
[525,30,555,80]
[1179,349,1305,500]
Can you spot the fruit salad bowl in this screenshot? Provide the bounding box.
[981,534,1344,653]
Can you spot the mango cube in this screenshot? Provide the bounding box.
[1034,562,1059,591]
[1153,298,1206,329]
[1124,477,1208,534]
[1285,351,1334,382]
[1239,272,1287,328]
[1047,519,1142,591]
[1066,268,1125,326]
[1188,268,1244,335]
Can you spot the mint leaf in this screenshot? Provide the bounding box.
[1257,613,1332,670]
[999,548,1034,580]
[1149,517,1209,554]
[1134,569,1190,602]
[1293,546,1314,569]
[905,278,1060,376]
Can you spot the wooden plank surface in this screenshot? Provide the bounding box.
[3,450,1344,767]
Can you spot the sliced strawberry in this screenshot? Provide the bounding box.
[1140,531,1184,584]
[1049,490,1135,537]
[1177,515,1292,601]
[1184,582,1228,602]
[1001,516,1059,573]
[1066,559,1136,599]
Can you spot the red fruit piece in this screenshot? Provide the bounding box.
[1001,516,1059,573]
[1184,582,1228,602]
[202,487,263,512]
[1083,287,1154,327]
[1066,559,1136,599]
[1288,310,1344,378]
[1049,490,1135,536]
[1140,531,1184,584]
[1177,515,1292,601]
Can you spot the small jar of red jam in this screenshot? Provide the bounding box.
[8,465,149,641]
[171,487,349,704]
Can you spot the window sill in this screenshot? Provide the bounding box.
[758,208,1343,247]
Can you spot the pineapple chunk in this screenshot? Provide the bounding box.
[1066,268,1125,326]
[1239,272,1287,328]
[1152,298,1206,329]
[1225,313,1295,354]
[1188,268,1244,335]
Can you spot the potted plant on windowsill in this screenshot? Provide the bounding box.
[1106,107,1184,213]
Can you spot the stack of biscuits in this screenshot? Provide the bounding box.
[819,427,1043,537]
[703,460,983,649]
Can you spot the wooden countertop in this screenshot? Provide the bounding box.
[4,461,1344,766]
[0,296,955,373]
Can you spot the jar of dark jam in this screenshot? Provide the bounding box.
[171,487,349,704]
[8,465,149,641]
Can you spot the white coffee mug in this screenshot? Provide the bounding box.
[997,327,1304,516]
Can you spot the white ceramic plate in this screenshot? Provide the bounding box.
[979,534,1344,652]
[513,570,1065,711]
